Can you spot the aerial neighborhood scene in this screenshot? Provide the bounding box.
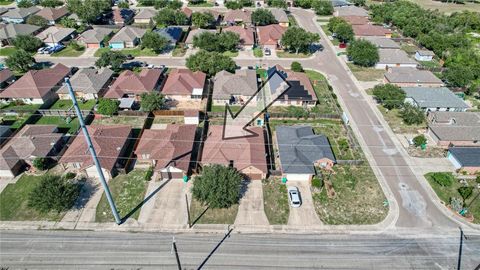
[0,0,479,268]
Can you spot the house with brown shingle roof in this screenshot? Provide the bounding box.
[269,8,289,27]
[60,125,132,180]
[0,64,71,106]
[353,24,392,38]
[161,69,206,102]
[342,15,369,25]
[212,69,258,105]
[57,68,114,100]
[256,24,286,49]
[36,6,69,25]
[0,125,64,178]
[103,68,164,99]
[222,25,255,50]
[134,8,157,24]
[272,65,317,107]
[223,9,252,25]
[112,8,134,26]
[135,124,196,180]
[201,125,268,180]
[0,68,15,89]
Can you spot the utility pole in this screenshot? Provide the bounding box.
[457,227,468,270]
[65,78,122,225]
[171,236,182,270]
[185,194,191,228]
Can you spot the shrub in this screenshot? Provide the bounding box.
[145,167,154,181]
[431,172,454,187]
[253,48,263,58]
[413,135,427,147]
[97,98,119,116]
[311,177,323,189]
[64,172,77,180]
[458,186,473,201]
[291,61,304,72]
[28,175,80,213]
[338,138,349,152]
[476,175,480,184]
[347,39,379,67]
[33,157,48,171]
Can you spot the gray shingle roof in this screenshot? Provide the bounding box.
[213,69,258,100]
[78,27,113,43]
[109,26,146,43]
[362,37,400,49]
[1,7,40,19]
[417,50,435,56]
[276,125,336,174]
[57,68,114,95]
[134,8,156,20]
[402,87,469,109]
[378,49,418,65]
[269,8,288,23]
[384,67,443,84]
[428,112,480,141]
[448,147,480,167]
[36,26,75,43]
[0,23,40,40]
[334,6,368,17]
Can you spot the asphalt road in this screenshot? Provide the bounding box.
[1,230,479,269]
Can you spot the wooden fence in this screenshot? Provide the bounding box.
[37,109,91,117]
[206,111,341,120]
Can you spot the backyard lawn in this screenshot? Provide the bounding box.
[0,103,41,111]
[51,45,85,57]
[262,178,289,224]
[0,174,66,221]
[92,115,147,128]
[0,113,35,129]
[189,197,239,224]
[187,1,213,7]
[49,99,96,110]
[0,47,17,56]
[347,63,385,82]
[0,0,13,5]
[35,116,80,134]
[96,169,149,222]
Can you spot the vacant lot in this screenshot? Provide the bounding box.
[262,178,289,225]
[189,197,239,225]
[306,70,341,115]
[0,174,66,221]
[347,63,385,82]
[96,169,148,222]
[407,0,480,13]
[377,106,426,134]
[92,115,147,128]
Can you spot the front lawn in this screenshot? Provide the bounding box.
[172,46,187,57]
[320,25,340,46]
[277,51,311,58]
[0,0,13,5]
[189,197,238,224]
[94,47,110,57]
[0,174,66,221]
[377,106,426,134]
[49,99,96,110]
[122,47,158,57]
[347,63,385,82]
[223,51,239,57]
[187,1,213,7]
[51,45,85,57]
[210,105,241,114]
[96,169,149,222]
[0,47,17,56]
[262,178,289,225]
[35,116,80,134]
[425,172,479,224]
[253,48,263,58]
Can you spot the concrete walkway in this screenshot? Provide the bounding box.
[234,181,269,226]
[287,181,323,226]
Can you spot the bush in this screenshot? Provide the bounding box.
[311,177,323,189]
[253,48,263,58]
[413,135,427,147]
[64,172,77,180]
[400,103,425,125]
[347,39,379,67]
[431,172,454,187]
[12,35,43,53]
[291,61,303,72]
[28,175,80,213]
[476,175,480,184]
[145,167,154,181]
[372,84,406,110]
[97,98,119,116]
[33,157,48,171]
[313,0,333,16]
[458,186,473,201]
[338,138,349,152]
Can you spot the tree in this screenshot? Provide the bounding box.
[117,1,129,8]
[251,8,277,26]
[154,8,188,26]
[443,63,475,88]
[192,12,215,29]
[291,61,303,72]
[95,50,126,72]
[141,31,169,53]
[140,92,165,111]
[351,0,365,6]
[186,50,236,76]
[26,15,49,28]
[191,164,242,208]
[97,98,119,116]
[33,157,48,171]
[458,186,473,201]
[28,174,80,213]
[40,0,64,7]
[225,0,253,9]
[281,27,320,54]
[193,31,240,52]
[217,31,240,52]
[66,0,111,23]
[267,0,287,8]
[295,0,312,8]
[313,0,333,16]
[17,0,34,8]
[372,84,406,109]
[12,35,43,53]
[334,22,354,43]
[400,103,425,125]
[413,135,427,147]
[346,39,379,67]
[327,17,346,33]
[5,50,35,73]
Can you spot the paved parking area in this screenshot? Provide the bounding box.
[234,181,269,226]
[287,181,323,226]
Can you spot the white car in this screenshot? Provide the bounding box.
[288,186,301,208]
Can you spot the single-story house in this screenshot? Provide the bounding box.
[112,8,134,26]
[77,26,114,48]
[0,125,11,146]
[375,49,418,69]
[60,125,132,180]
[212,69,258,105]
[223,9,252,25]
[222,25,255,50]
[109,26,146,49]
[415,50,435,62]
[353,24,392,38]
[342,15,370,25]
[154,26,183,47]
[427,111,480,148]
[272,65,317,107]
[0,68,15,89]
[104,68,164,99]
[133,8,156,24]
[35,6,69,25]
[36,26,76,47]
[384,67,444,88]
[447,147,480,174]
[256,24,286,49]
[276,125,336,181]
[185,28,217,49]
[0,23,41,47]
[201,125,268,180]
[362,37,400,49]
[1,7,40,24]
[161,69,206,101]
[269,8,289,27]
[402,87,469,113]
[0,63,71,105]
[334,6,368,17]
[0,125,64,178]
[135,124,197,180]
[57,67,114,100]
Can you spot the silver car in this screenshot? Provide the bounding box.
[288,186,301,208]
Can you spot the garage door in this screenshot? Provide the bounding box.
[160,171,184,180]
[87,43,100,48]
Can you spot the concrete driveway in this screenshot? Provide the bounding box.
[138,180,189,226]
[287,181,323,226]
[234,181,269,226]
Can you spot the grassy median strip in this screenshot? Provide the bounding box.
[189,198,238,225]
[262,179,289,225]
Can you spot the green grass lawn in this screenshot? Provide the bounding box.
[94,47,110,57]
[189,197,239,224]
[187,1,213,7]
[305,70,341,115]
[122,47,158,57]
[96,169,149,222]
[418,59,442,69]
[0,0,13,5]
[35,116,80,134]
[347,63,385,82]
[49,99,96,110]
[223,51,239,57]
[0,174,66,221]
[253,48,263,58]
[288,15,298,27]
[92,115,147,128]
[172,46,187,57]
[0,103,41,112]
[377,106,426,134]
[0,47,17,56]
[262,178,289,224]
[51,45,85,57]
[277,51,311,58]
[0,113,34,129]
[425,172,479,224]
